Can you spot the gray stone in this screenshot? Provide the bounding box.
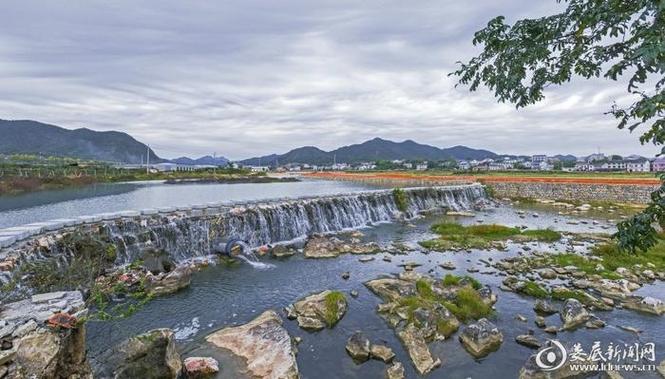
[386,361,405,379]
[345,332,371,362]
[459,318,503,358]
[560,299,590,330]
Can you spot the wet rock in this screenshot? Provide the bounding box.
[183,357,219,378]
[518,341,596,379]
[560,299,590,330]
[516,314,527,322]
[304,236,341,258]
[271,245,296,258]
[544,326,558,334]
[538,268,557,280]
[439,261,456,270]
[533,300,558,315]
[345,332,370,363]
[350,290,359,298]
[397,325,441,375]
[370,344,395,363]
[657,360,665,377]
[206,310,299,379]
[459,318,503,358]
[585,316,606,329]
[622,296,665,315]
[515,334,541,349]
[146,265,192,296]
[95,328,181,379]
[141,248,176,274]
[365,278,416,303]
[386,361,405,379]
[290,290,347,331]
[341,272,350,280]
[359,256,375,263]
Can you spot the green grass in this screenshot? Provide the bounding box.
[591,241,665,272]
[442,287,493,322]
[520,281,549,298]
[393,188,409,212]
[323,291,346,327]
[401,277,492,324]
[549,253,622,279]
[420,222,562,250]
[551,288,599,307]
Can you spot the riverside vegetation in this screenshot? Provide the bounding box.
[419,222,562,250]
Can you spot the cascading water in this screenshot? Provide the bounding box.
[1,184,488,283]
[225,239,275,270]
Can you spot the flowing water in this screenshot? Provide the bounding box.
[82,192,664,379]
[2,181,662,378]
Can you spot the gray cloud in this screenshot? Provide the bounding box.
[0,0,658,159]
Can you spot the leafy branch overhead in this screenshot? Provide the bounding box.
[452,0,664,253]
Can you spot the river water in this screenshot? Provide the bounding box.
[0,179,378,229]
[85,199,664,379]
[1,181,662,378]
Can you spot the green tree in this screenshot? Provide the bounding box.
[452,0,664,253]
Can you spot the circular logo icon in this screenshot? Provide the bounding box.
[535,340,567,372]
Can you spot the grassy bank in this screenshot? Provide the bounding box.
[419,222,561,250]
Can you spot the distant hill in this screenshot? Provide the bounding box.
[240,137,499,166]
[0,119,161,164]
[170,155,229,166]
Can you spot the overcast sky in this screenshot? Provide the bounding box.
[0,1,658,160]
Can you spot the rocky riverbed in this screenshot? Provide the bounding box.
[4,197,665,378]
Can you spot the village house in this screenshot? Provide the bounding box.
[625,158,651,172]
[652,157,665,172]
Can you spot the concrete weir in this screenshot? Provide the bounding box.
[0,184,487,295]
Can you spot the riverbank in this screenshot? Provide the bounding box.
[305,171,660,204]
[0,169,255,196]
[163,176,300,185]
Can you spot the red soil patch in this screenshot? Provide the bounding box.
[304,172,660,186]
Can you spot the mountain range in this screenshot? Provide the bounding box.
[240,137,499,166]
[0,119,161,164]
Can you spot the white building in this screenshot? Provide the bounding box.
[626,158,651,172]
[415,163,428,171]
[248,166,270,172]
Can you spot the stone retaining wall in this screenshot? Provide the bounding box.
[485,181,658,204]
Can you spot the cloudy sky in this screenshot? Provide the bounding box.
[0,1,658,159]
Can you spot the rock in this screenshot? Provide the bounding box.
[345,332,371,362]
[146,265,192,296]
[95,328,181,379]
[439,261,456,270]
[657,360,665,377]
[515,334,541,349]
[341,272,350,280]
[386,361,405,379]
[370,344,395,363]
[534,316,546,328]
[304,236,341,258]
[459,318,503,358]
[585,315,606,329]
[350,290,359,298]
[397,325,441,375]
[519,340,596,379]
[206,310,299,379]
[544,326,558,334]
[533,300,558,315]
[183,357,219,378]
[141,248,176,274]
[271,245,296,258]
[12,320,37,338]
[359,256,375,263]
[537,269,557,280]
[516,314,527,322]
[290,290,347,331]
[560,299,590,330]
[365,278,416,303]
[622,296,665,315]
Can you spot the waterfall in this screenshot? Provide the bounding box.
[0,184,488,287]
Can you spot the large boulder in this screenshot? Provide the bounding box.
[459,318,503,358]
[345,332,370,362]
[364,278,416,303]
[288,290,347,331]
[533,300,558,315]
[205,310,299,379]
[0,291,90,379]
[622,296,665,315]
[303,236,341,258]
[396,324,441,375]
[560,299,590,330]
[94,328,182,379]
[145,265,192,296]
